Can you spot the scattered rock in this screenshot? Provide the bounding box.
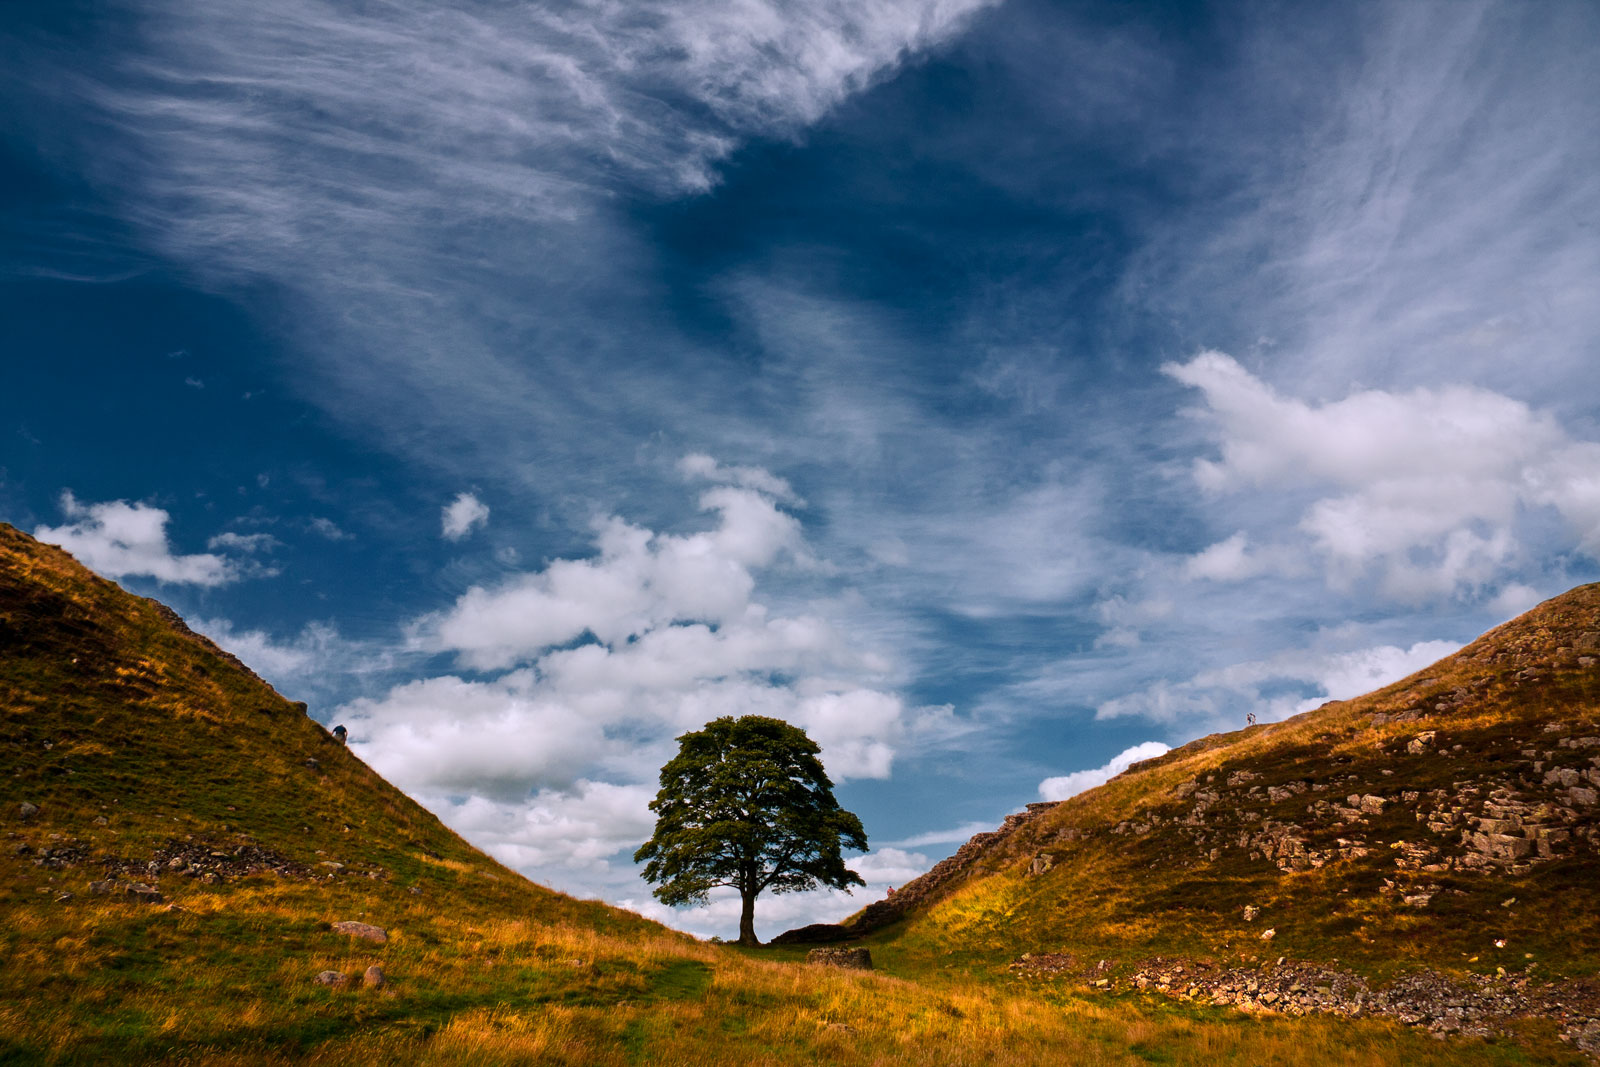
[124,883,163,904]
[807,947,873,970]
[331,921,388,944]
[93,815,108,827]
[363,965,385,989]
[1243,905,1261,922]
[1259,928,1276,941]
[87,879,114,895]
[314,970,346,987]
[1122,955,1600,1045]
[19,802,38,821]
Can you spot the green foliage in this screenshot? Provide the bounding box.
[635,716,866,941]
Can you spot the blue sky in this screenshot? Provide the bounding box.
[4,0,1599,938]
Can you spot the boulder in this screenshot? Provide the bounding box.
[313,970,345,987]
[332,920,388,943]
[807,947,873,970]
[1242,905,1261,922]
[363,965,386,989]
[19,802,38,820]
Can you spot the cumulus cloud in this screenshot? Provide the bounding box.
[35,492,235,586]
[342,463,942,929]
[1168,351,1600,599]
[427,485,805,670]
[1038,741,1171,802]
[1096,638,1460,726]
[431,781,659,875]
[441,492,490,541]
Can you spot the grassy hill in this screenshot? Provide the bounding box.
[1,521,1589,1064]
[796,585,1600,1052]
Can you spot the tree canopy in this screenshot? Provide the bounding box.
[634,715,868,945]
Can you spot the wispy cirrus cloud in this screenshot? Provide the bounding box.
[53,0,997,278]
[7,0,1000,500]
[1127,3,1600,407]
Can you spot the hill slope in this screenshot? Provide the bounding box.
[793,586,1600,1048]
[2,521,1583,1065]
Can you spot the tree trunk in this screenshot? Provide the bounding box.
[738,887,759,946]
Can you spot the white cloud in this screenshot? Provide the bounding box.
[1096,639,1460,726]
[206,531,279,553]
[189,616,381,705]
[883,821,995,849]
[427,486,804,670]
[35,492,235,586]
[441,492,490,541]
[66,0,996,282]
[1168,351,1600,599]
[679,453,803,505]
[1185,532,1303,583]
[339,464,940,935]
[1038,740,1170,802]
[428,780,659,875]
[306,517,351,541]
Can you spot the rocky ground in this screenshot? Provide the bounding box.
[5,821,418,907]
[1010,952,1600,1055]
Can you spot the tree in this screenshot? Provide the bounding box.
[634,715,868,946]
